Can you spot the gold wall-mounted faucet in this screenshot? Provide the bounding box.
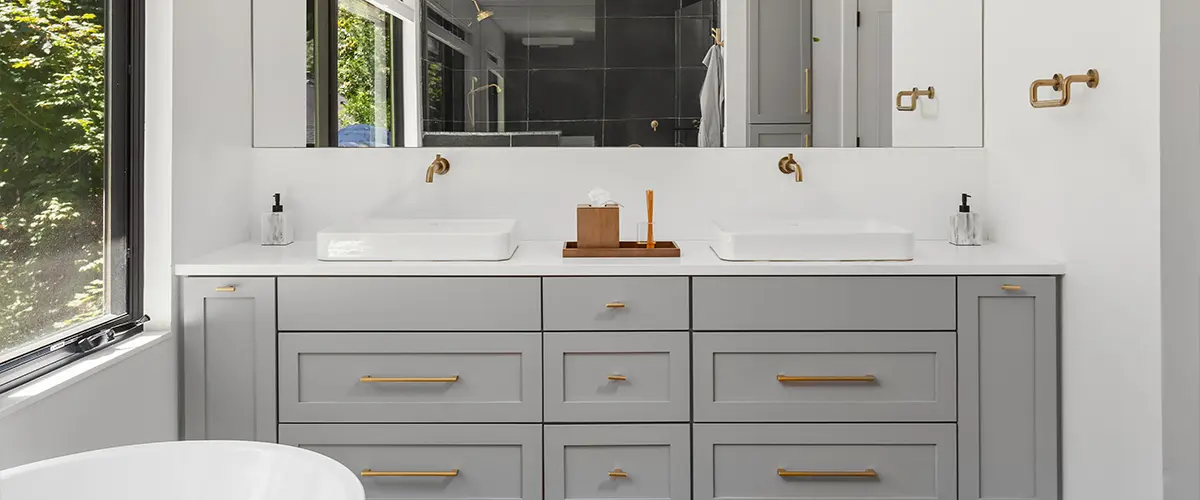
[426,154,451,183]
[778,153,802,182]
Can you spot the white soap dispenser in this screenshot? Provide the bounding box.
[261,193,294,246]
[950,193,982,246]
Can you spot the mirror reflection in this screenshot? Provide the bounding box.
[254,0,983,148]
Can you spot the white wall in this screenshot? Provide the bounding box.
[984,2,1163,500]
[1161,0,1200,498]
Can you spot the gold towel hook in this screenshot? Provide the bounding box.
[711,28,725,47]
[896,87,935,112]
[1031,69,1099,108]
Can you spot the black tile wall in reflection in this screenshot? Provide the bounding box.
[493,0,715,147]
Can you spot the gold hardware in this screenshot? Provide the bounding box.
[896,87,935,112]
[360,376,460,383]
[804,134,810,148]
[777,375,877,383]
[426,154,451,183]
[607,374,628,381]
[1001,285,1023,292]
[215,286,237,293]
[805,68,811,114]
[605,302,626,309]
[651,120,660,132]
[778,153,802,182]
[711,28,725,47]
[362,469,459,477]
[470,0,493,22]
[1030,69,1099,108]
[609,469,629,478]
[777,468,877,478]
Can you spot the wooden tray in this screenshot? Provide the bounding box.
[563,241,681,258]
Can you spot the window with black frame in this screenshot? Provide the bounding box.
[0,0,144,393]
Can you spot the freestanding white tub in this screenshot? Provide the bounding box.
[0,441,364,500]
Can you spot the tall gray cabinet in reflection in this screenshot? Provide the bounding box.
[747,0,813,147]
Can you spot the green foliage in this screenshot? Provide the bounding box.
[0,0,107,354]
[336,5,391,133]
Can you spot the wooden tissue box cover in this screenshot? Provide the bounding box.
[576,205,620,249]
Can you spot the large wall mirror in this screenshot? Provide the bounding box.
[252,0,982,148]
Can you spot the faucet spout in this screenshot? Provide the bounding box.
[778,153,802,182]
[426,154,451,183]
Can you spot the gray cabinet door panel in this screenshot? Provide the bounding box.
[277,277,541,331]
[692,277,956,331]
[694,332,956,422]
[694,424,956,500]
[182,277,276,442]
[958,277,1059,500]
[748,124,813,148]
[748,0,813,124]
[544,333,690,422]
[545,425,690,500]
[279,332,542,423]
[543,278,689,331]
[279,424,542,500]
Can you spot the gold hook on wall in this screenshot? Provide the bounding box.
[711,28,725,47]
[1030,69,1099,108]
[896,87,935,112]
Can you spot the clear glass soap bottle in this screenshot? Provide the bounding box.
[951,193,982,246]
[261,193,294,246]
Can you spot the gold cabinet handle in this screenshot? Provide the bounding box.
[605,302,626,309]
[607,374,628,381]
[608,469,629,478]
[362,469,459,477]
[215,286,237,292]
[777,375,877,383]
[1001,285,1023,292]
[778,468,877,478]
[361,376,460,383]
[804,68,811,114]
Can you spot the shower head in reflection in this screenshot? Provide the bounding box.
[472,0,494,22]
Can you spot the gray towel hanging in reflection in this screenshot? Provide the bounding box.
[699,44,724,148]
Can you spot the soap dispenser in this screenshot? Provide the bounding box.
[261,193,294,246]
[950,193,982,246]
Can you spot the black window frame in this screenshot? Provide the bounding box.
[0,0,146,394]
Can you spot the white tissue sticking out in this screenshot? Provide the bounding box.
[588,188,618,207]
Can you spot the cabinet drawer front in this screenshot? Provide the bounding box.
[280,424,541,500]
[692,277,955,331]
[545,425,690,500]
[543,278,689,331]
[279,333,541,423]
[694,333,956,422]
[545,333,690,422]
[278,277,541,331]
[694,424,956,500]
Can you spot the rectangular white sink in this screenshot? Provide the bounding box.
[711,219,915,262]
[318,219,518,261]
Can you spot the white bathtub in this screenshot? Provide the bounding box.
[0,440,364,500]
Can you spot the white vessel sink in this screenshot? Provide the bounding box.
[318,219,518,261]
[711,219,915,262]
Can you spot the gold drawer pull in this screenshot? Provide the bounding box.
[608,469,629,478]
[362,469,459,477]
[777,375,877,383]
[605,302,626,309]
[1001,285,1023,292]
[215,286,237,292]
[361,376,460,383]
[778,468,877,478]
[607,374,628,381]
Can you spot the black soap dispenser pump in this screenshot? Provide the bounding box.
[950,193,982,246]
[261,193,294,246]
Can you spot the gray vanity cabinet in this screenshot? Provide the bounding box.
[544,425,690,500]
[958,277,1060,500]
[748,124,813,148]
[182,277,276,442]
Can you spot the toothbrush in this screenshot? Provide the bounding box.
[646,190,655,249]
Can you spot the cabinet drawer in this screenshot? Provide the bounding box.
[692,277,955,331]
[693,332,956,422]
[545,333,690,422]
[280,424,541,500]
[278,277,541,331]
[279,333,541,423]
[543,278,689,331]
[545,425,690,500]
[694,424,956,500]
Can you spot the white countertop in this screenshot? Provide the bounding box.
[175,240,1064,276]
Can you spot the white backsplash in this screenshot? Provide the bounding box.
[251,147,987,242]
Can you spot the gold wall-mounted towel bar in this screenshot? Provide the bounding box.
[896,87,935,112]
[1030,69,1099,108]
